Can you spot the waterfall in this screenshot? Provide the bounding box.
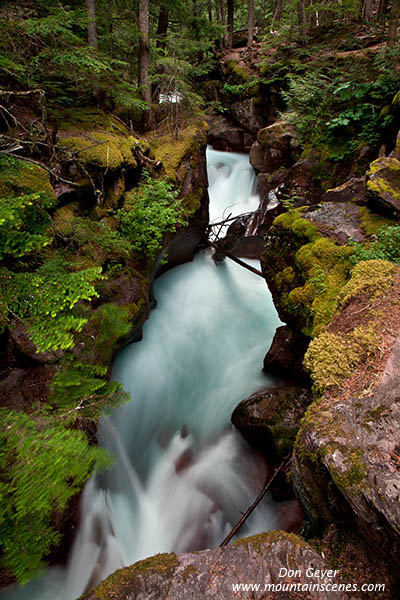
[1,148,282,600]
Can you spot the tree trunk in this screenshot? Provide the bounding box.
[108,0,113,57]
[227,0,234,48]
[388,0,400,47]
[208,0,213,22]
[298,0,307,39]
[85,0,98,50]
[215,0,221,22]
[248,0,254,46]
[156,5,169,48]
[138,0,151,126]
[362,0,374,22]
[377,0,388,23]
[273,0,283,24]
[219,0,226,25]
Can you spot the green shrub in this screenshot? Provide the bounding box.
[0,408,111,584]
[0,260,103,352]
[50,360,127,421]
[118,173,186,258]
[350,225,400,264]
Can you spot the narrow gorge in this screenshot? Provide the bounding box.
[1,3,400,599]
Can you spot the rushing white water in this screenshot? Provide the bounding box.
[1,148,282,600]
[207,148,259,225]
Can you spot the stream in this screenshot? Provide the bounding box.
[1,148,282,600]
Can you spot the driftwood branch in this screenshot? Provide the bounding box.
[207,210,258,230]
[211,211,232,242]
[219,456,292,547]
[0,88,45,97]
[208,240,264,278]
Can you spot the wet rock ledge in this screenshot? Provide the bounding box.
[80,531,351,600]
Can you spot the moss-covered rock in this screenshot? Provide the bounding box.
[232,385,312,460]
[338,259,396,308]
[56,107,131,136]
[81,531,350,600]
[263,209,353,337]
[59,133,138,171]
[150,121,208,182]
[225,58,251,82]
[304,324,379,394]
[367,156,400,217]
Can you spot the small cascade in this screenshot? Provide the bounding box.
[1,148,282,600]
[207,148,259,226]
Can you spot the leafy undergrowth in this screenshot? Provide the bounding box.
[0,138,192,584]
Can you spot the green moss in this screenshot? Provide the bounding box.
[291,217,320,241]
[233,531,308,557]
[182,564,199,582]
[304,323,380,394]
[275,266,295,290]
[53,204,78,235]
[225,59,250,82]
[272,210,319,244]
[291,238,352,336]
[59,133,138,170]
[130,553,179,574]
[151,122,207,181]
[352,323,380,356]
[272,208,312,233]
[338,259,396,308]
[287,282,315,312]
[358,206,396,236]
[57,107,129,136]
[181,191,202,215]
[304,332,361,393]
[267,207,365,336]
[367,176,400,203]
[329,448,367,495]
[269,424,299,459]
[0,156,56,206]
[82,553,179,600]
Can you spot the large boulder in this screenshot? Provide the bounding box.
[261,209,354,337]
[294,263,400,568]
[207,115,255,152]
[229,98,263,134]
[321,177,368,206]
[80,531,351,600]
[305,202,366,243]
[366,132,400,217]
[232,385,312,460]
[367,156,400,217]
[251,121,299,174]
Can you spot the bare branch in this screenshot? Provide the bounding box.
[0,150,81,187]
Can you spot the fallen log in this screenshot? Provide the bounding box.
[207,240,264,278]
[219,456,292,547]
